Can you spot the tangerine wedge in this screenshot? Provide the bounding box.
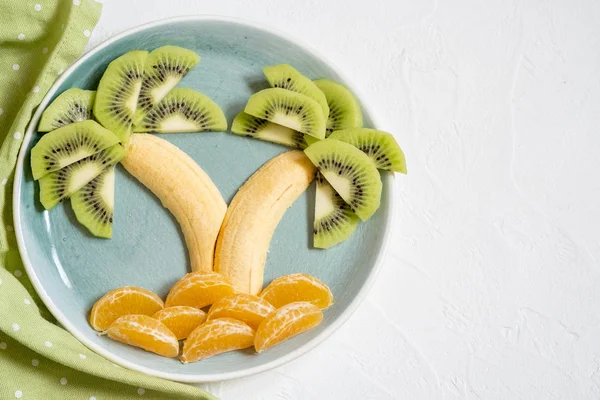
[153,306,207,340]
[104,315,179,357]
[259,273,333,309]
[89,286,164,331]
[254,301,323,353]
[165,272,234,309]
[180,318,255,363]
[207,293,275,330]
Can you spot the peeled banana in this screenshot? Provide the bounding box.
[214,150,317,294]
[121,134,227,273]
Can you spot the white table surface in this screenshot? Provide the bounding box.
[89,1,600,398]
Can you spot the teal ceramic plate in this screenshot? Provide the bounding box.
[13,16,393,382]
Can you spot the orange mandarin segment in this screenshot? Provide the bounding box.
[259,273,333,309]
[89,286,164,331]
[180,318,255,363]
[254,302,323,353]
[165,272,234,309]
[207,293,275,330]
[104,314,179,358]
[152,306,207,340]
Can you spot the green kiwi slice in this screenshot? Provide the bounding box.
[39,144,125,210]
[304,139,381,221]
[71,166,115,238]
[133,88,227,133]
[134,46,200,126]
[263,64,329,120]
[30,120,120,180]
[313,173,360,248]
[329,128,406,173]
[245,88,325,139]
[38,88,96,132]
[94,50,148,142]
[313,79,363,136]
[231,111,307,149]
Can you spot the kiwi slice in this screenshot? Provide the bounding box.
[133,88,226,133]
[314,173,360,248]
[329,128,406,173]
[231,111,307,149]
[313,79,363,136]
[38,88,96,132]
[263,64,329,120]
[39,144,125,210]
[71,166,115,238]
[31,120,120,180]
[304,139,381,221]
[134,46,200,126]
[94,50,148,142]
[245,88,325,139]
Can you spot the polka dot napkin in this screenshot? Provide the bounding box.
[0,1,216,399]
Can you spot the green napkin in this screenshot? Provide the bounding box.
[0,1,217,398]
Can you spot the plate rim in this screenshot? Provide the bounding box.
[13,14,396,383]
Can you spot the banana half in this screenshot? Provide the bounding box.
[214,150,317,294]
[121,134,227,273]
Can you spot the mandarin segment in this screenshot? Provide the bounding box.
[89,286,164,331]
[165,272,234,309]
[259,273,333,309]
[104,314,179,357]
[180,318,255,363]
[207,293,275,330]
[152,306,207,340]
[254,302,323,353]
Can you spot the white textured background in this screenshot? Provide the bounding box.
[91,1,600,398]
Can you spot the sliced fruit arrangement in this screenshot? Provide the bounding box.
[133,88,227,133]
[214,150,317,294]
[121,134,227,272]
[134,45,201,126]
[90,272,330,362]
[38,88,96,132]
[227,64,405,248]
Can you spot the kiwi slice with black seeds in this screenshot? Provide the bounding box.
[329,128,406,173]
[133,88,226,133]
[313,79,363,136]
[71,166,115,238]
[31,120,120,180]
[39,144,125,210]
[304,139,381,221]
[38,88,96,132]
[231,111,307,149]
[313,172,360,248]
[94,50,148,142]
[263,64,329,120]
[245,88,325,139]
[134,46,200,126]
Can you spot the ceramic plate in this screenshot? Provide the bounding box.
[13,16,393,382]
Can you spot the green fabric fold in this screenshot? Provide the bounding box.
[0,1,217,398]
